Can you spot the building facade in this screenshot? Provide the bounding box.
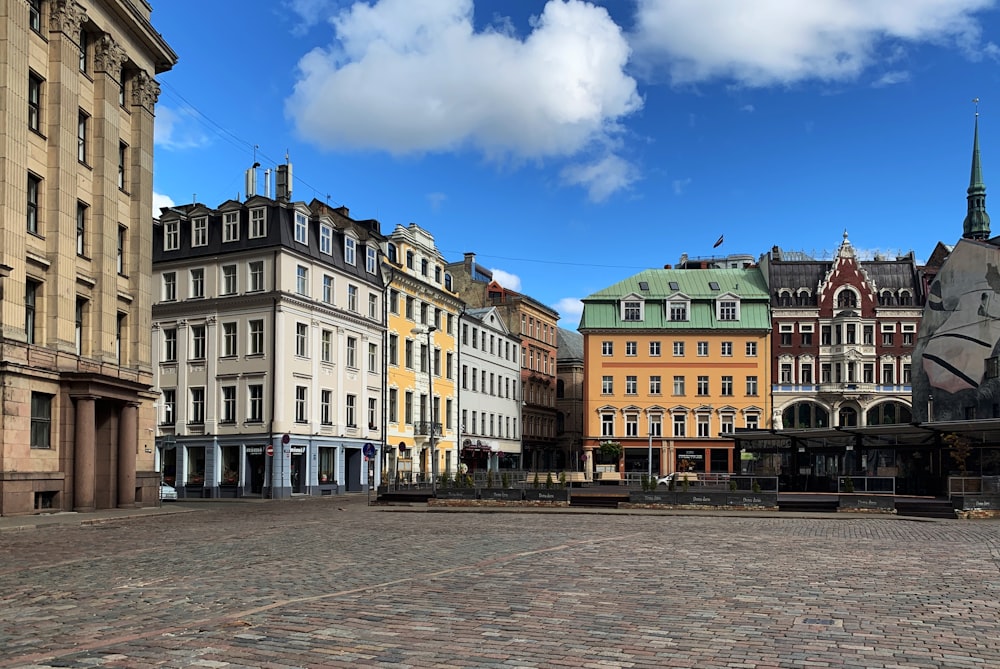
[760,233,921,437]
[152,190,387,498]
[0,0,176,515]
[448,253,561,470]
[579,268,772,477]
[556,327,585,472]
[383,224,463,483]
[457,307,522,472]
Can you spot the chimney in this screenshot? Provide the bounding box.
[245,164,258,198]
[264,169,271,198]
[464,252,475,269]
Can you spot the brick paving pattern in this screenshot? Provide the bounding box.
[2,498,1000,668]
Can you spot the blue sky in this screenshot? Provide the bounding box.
[150,0,1000,327]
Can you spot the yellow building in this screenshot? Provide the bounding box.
[579,268,772,477]
[382,224,464,482]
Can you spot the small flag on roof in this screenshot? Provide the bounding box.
[713,234,724,248]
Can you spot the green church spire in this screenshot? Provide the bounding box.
[963,101,991,240]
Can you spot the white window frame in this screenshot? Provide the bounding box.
[223,211,239,242]
[192,216,208,247]
[164,220,179,251]
[250,208,267,238]
[344,236,357,265]
[294,211,308,244]
[319,223,332,255]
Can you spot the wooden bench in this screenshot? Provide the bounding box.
[597,471,622,485]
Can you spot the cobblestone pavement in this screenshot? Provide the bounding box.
[3,498,1000,668]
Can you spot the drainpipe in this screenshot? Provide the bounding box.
[268,250,279,498]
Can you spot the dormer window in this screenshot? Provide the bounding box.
[192,217,208,247]
[778,290,792,307]
[164,220,179,251]
[837,289,858,308]
[344,237,356,265]
[669,281,679,291]
[366,247,378,273]
[669,300,688,321]
[709,281,720,291]
[622,299,643,322]
[294,211,308,244]
[319,223,332,254]
[717,299,739,321]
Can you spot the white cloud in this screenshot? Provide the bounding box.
[554,297,583,324]
[285,0,338,32]
[154,106,210,151]
[489,268,522,292]
[286,0,641,163]
[561,154,639,202]
[631,0,996,86]
[871,70,911,87]
[672,177,691,195]
[152,192,175,218]
[426,191,447,211]
[740,104,755,113]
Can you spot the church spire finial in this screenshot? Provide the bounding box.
[963,98,991,240]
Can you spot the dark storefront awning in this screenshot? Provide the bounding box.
[733,418,1000,453]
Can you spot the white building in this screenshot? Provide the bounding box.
[152,184,386,498]
[458,307,522,472]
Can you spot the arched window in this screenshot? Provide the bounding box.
[838,406,858,427]
[879,290,894,306]
[796,290,811,306]
[387,243,397,263]
[898,290,912,306]
[865,402,912,425]
[782,402,830,428]
[778,291,792,307]
[837,290,857,308]
[406,250,414,269]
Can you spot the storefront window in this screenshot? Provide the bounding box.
[318,447,336,484]
[221,446,239,485]
[186,446,205,485]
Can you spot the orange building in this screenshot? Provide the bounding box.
[579,267,772,477]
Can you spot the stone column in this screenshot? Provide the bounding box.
[117,402,138,507]
[583,445,594,481]
[73,396,97,512]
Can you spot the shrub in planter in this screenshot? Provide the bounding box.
[729,480,737,491]
[559,471,567,488]
[545,472,554,489]
[502,472,510,489]
[486,471,495,488]
[533,472,540,488]
[752,480,761,493]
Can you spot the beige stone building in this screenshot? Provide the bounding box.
[0,1,176,515]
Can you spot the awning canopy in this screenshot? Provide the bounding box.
[733,418,1000,452]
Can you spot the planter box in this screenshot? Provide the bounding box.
[479,488,523,501]
[182,485,205,499]
[629,491,674,504]
[840,494,895,511]
[955,494,1000,511]
[726,493,778,508]
[674,492,729,506]
[217,485,239,499]
[523,489,570,502]
[435,488,478,500]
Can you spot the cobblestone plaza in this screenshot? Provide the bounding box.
[2,499,1000,668]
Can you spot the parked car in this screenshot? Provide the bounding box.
[160,483,178,501]
[656,472,698,486]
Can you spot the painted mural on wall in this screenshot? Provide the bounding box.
[913,238,1000,421]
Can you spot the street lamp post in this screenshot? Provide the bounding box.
[411,325,437,492]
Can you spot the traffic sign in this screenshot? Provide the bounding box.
[363,442,376,458]
[266,445,274,456]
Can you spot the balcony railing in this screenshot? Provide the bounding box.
[415,421,442,436]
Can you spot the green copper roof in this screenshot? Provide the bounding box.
[579,268,771,331]
[963,114,991,240]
